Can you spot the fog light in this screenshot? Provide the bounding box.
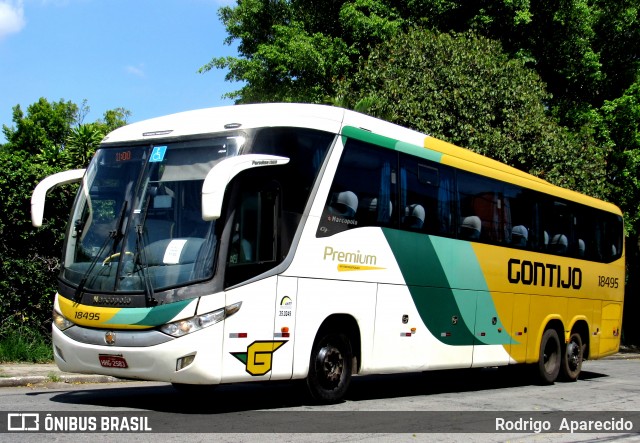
[176,354,196,371]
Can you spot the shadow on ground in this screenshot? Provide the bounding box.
[41,365,607,414]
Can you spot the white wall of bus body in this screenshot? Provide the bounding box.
[472,342,518,367]
[216,275,296,383]
[373,285,517,372]
[287,227,405,379]
[101,103,347,144]
[51,307,225,386]
[373,283,472,373]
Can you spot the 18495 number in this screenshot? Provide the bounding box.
[74,311,101,321]
[598,276,619,288]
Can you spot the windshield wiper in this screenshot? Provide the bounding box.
[74,201,128,302]
[133,194,156,306]
[135,224,156,306]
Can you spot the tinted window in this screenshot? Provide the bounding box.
[317,139,397,237]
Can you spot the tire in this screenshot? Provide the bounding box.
[560,332,584,382]
[537,328,561,384]
[306,332,353,404]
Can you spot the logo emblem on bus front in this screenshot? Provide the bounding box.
[104,331,116,346]
[231,340,287,376]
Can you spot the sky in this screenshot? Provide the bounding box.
[0,0,240,143]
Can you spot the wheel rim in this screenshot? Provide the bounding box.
[316,344,344,389]
[566,339,581,371]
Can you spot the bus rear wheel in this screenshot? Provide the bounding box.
[537,328,561,384]
[560,332,584,382]
[306,332,353,404]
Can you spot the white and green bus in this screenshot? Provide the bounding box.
[32,103,624,403]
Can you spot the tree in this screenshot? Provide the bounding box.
[205,1,640,115]
[597,79,640,344]
[98,107,131,134]
[2,98,78,157]
[337,29,608,198]
[201,0,402,103]
[66,124,104,168]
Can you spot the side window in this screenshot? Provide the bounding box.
[317,139,397,237]
[607,214,624,262]
[541,199,573,256]
[595,212,624,262]
[574,206,593,260]
[504,185,543,250]
[225,180,280,288]
[250,127,334,214]
[457,171,509,244]
[399,154,455,236]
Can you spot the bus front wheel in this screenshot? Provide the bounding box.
[306,332,353,404]
[537,328,561,384]
[560,332,584,382]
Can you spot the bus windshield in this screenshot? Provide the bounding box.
[62,136,241,297]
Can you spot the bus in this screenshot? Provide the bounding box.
[31,103,624,403]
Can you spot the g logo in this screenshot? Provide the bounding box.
[231,340,287,376]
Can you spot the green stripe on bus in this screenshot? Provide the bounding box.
[341,126,443,163]
[382,229,514,346]
[105,299,192,327]
[382,228,476,345]
[429,236,514,346]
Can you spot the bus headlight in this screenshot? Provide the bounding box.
[53,309,75,331]
[160,302,241,338]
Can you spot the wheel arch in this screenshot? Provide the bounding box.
[534,317,564,361]
[314,314,362,374]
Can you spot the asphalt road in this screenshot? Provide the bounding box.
[1,357,640,442]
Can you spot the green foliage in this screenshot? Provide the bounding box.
[201,0,402,103]
[599,79,640,235]
[98,107,131,134]
[66,123,104,168]
[0,316,53,363]
[206,1,639,115]
[2,98,78,157]
[337,29,608,199]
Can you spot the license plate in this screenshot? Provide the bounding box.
[99,354,128,369]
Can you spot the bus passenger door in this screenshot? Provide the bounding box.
[220,182,287,383]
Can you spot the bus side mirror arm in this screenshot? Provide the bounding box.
[202,155,289,221]
[31,169,85,227]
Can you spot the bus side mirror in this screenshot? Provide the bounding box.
[31,169,85,227]
[202,155,289,221]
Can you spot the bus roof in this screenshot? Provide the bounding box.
[102,103,621,216]
[101,103,347,143]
